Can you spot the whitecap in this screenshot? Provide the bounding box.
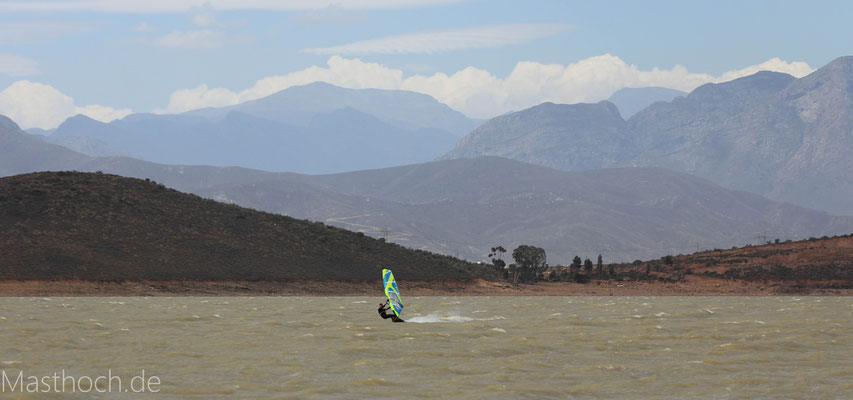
[407,313,474,323]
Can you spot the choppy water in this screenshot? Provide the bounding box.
[1,296,851,399]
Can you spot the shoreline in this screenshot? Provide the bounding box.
[1,278,851,297]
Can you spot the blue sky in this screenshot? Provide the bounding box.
[0,0,850,129]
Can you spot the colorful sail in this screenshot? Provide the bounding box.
[382,268,403,317]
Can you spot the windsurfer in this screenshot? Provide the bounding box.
[378,300,405,322]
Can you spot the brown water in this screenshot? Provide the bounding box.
[1,296,851,399]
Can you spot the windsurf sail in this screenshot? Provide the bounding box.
[382,268,403,317]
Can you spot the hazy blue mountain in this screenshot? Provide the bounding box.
[0,115,91,176]
[442,101,634,171]
[50,83,472,174]
[444,56,853,215]
[607,86,686,118]
[185,82,482,136]
[52,107,458,174]
[1,114,281,191]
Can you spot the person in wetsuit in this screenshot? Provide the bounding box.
[378,299,405,322]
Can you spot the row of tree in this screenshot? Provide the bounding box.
[488,245,612,284]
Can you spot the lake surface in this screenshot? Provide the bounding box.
[1,296,851,399]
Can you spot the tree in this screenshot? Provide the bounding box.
[571,255,582,277]
[488,246,507,277]
[663,255,673,266]
[511,245,548,283]
[597,254,603,278]
[583,258,593,275]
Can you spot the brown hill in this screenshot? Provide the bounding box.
[0,171,493,281]
[607,235,853,290]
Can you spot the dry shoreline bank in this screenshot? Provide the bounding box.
[1,278,851,296]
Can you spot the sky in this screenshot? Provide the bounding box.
[0,0,850,129]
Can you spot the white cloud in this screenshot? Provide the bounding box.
[0,54,39,76]
[0,81,131,129]
[0,0,462,13]
[289,4,368,24]
[302,23,572,55]
[718,57,814,82]
[145,29,224,49]
[156,84,241,113]
[157,55,814,119]
[132,21,160,32]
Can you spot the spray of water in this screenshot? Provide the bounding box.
[406,312,506,323]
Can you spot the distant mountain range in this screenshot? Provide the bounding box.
[199,157,853,263]
[47,83,480,174]
[444,56,853,216]
[186,82,481,136]
[6,115,850,263]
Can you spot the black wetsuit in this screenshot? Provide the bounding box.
[378,304,405,322]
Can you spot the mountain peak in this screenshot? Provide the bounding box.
[798,55,853,83]
[689,70,795,103]
[0,115,21,132]
[516,100,623,120]
[824,55,853,69]
[53,114,111,139]
[443,100,632,171]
